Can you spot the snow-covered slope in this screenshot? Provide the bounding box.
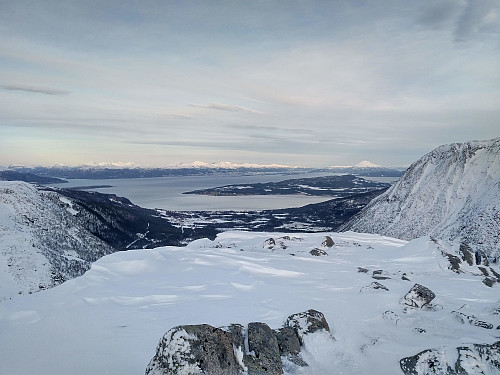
[0,231,498,374]
[342,138,500,259]
[0,181,114,299]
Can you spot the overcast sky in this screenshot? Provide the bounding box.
[1,0,499,168]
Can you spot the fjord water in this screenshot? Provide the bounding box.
[57,172,347,211]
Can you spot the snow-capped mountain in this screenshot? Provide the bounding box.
[342,138,500,259]
[0,231,498,374]
[0,181,115,299]
[0,181,194,300]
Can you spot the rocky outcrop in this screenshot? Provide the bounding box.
[402,284,435,309]
[342,138,500,259]
[400,341,500,374]
[145,309,333,375]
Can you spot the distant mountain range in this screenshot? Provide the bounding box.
[0,170,67,184]
[8,161,405,180]
[342,138,500,259]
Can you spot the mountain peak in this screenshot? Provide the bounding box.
[342,138,500,258]
[354,160,381,168]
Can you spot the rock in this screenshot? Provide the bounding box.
[360,282,389,292]
[459,243,475,266]
[145,324,244,375]
[402,273,411,281]
[285,309,331,344]
[275,327,307,367]
[146,309,332,375]
[400,347,455,374]
[357,267,369,273]
[264,238,276,249]
[483,277,496,287]
[372,269,390,280]
[322,236,334,248]
[452,311,494,329]
[403,284,435,309]
[309,248,328,256]
[275,326,300,356]
[246,322,283,375]
[475,250,489,266]
[444,252,462,273]
[400,341,500,375]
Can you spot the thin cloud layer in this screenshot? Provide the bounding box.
[0,84,70,96]
[0,1,499,167]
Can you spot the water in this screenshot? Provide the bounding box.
[56,173,399,211]
[57,172,334,211]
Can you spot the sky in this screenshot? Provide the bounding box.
[0,0,499,168]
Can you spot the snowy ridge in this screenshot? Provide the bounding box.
[342,138,500,258]
[0,181,114,299]
[0,231,498,374]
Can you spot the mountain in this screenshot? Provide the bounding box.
[0,231,498,374]
[354,160,381,168]
[0,181,115,299]
[320,162,405,177]
[0,181,206,300]
[342,138,500,259]
[0,170,67,184]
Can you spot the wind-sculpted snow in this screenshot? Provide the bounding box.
[342,138,500,259]
[0,231,498,374]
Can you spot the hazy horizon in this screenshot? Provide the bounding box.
[1,1,499,167]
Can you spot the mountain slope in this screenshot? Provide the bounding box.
[342,138,500,259]
[0,181,115,299]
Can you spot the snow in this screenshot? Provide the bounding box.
[0,231,498,374]
[0,181,114,299]
[343,138,500,258]
[354,161,381,168]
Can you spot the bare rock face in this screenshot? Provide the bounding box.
[246,323,282,375]
[145,324,244,375]
[402,284,435,309]
[146,309,333,375]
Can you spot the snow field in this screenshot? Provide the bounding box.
[0,231,498,374]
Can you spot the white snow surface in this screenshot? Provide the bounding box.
[343,138,500,258]
[0,231,498,374]
[0,181,114,299]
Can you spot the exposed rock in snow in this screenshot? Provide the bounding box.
[146,309,333,375]
[400,341,500,375]
[403,284,436,309]
[342,138,500,259]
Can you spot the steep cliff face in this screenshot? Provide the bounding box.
[342,138,500,258]
[0,181,115,299]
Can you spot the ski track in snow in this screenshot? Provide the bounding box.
[0,231,499,374]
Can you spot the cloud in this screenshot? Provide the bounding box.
[417,0,463,29]
[454,0,499,41]
[0,84,70,96]
[190,102,263,115]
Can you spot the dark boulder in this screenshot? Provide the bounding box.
[403,284,435,309]
[246,322,282,375]
[309,248,328,256]
[145,324,244,375]
[322,236,334,247]
[285,309,331,344]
